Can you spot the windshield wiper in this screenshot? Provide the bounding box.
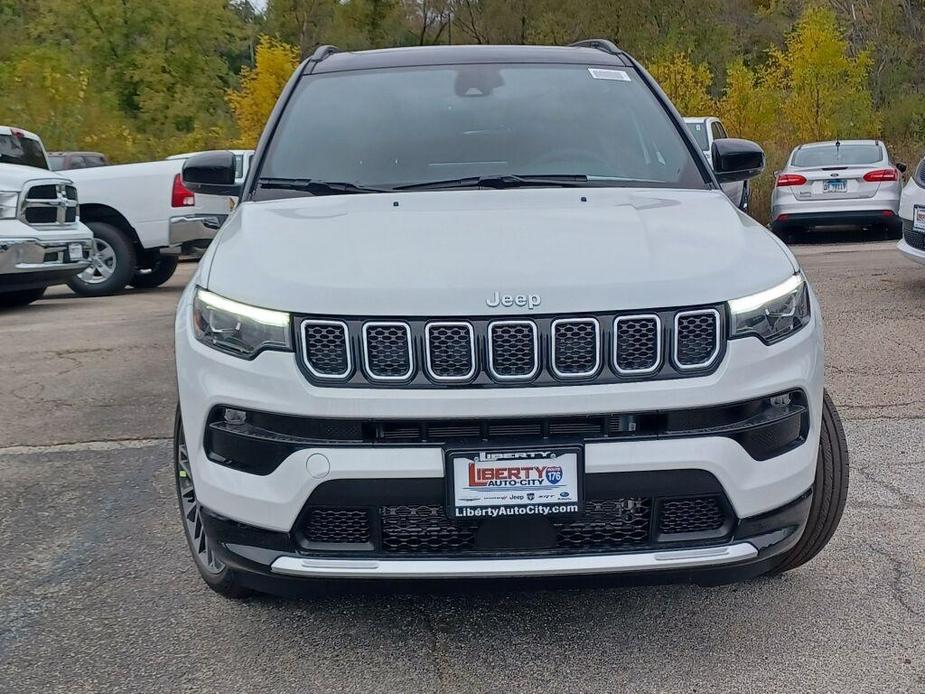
[257,177,390,195]
[392,174,591,191]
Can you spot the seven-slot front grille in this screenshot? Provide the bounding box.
[488,320,538,380]
[297,305,725,387]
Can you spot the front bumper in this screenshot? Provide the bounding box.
[898,218,925,266]
[176,282,824,583]
[168,214,227,253]
[0,230,92,290]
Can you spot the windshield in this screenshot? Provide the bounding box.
[0,134,48,169]
[792,143,882,167]
[685,122,709,151]
[258,64,705,194]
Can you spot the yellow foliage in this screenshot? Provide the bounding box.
[227,36,300,148]
[648,53,715,117]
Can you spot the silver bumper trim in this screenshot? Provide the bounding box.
[270,542,759,579]
[168,214,227,247]
[0,237,92,274]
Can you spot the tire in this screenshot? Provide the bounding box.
[174,408,252,599]
[0,286,46,308]
[769,390,849,574]
[66,221,137,297]
[129,254,179,289]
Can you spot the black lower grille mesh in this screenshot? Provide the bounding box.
[904,225,925,251]
[658,496,725,534]
[304,508,370,543]
[302,495,730,555]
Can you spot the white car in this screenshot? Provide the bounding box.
[770,139,904,242]
[174,42,848,598]
[0,126,93,307]
[897,155,925,265]
[64,152,249,296]
[683,117,748,210]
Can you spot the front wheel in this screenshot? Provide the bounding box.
[66,221,137,296]
[130,254,179,289]
[0,286,46,308]
[174,409,252,599]
[769,390,849,574]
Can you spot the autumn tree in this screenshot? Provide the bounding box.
[648,53,715,116]
[227,36,300,147]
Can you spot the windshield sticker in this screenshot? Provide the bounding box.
[588,68,631,82]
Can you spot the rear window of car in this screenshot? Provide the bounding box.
[0,133,48,169]
[685,122,709,150]
[48,155,65,170]
[792,143,882,167]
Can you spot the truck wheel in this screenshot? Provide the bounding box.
[769,390,849,575]
[66,221,136,297]
[129,254,179,289]
[174,409,252,599]
[0,286,46,308]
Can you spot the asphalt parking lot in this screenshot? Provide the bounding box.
[1,240,923,694]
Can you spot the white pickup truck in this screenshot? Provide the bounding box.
[1,126,93,307]
[65,150,252,296]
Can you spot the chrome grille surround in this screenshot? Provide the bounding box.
[424,321,477,383]
[18,179,79,228]
[673,308,721,370]
[362,321,414,382]
[301,319,351,380]
[613,314,662,375]
[550,317,601,379]
[487,320,539,381]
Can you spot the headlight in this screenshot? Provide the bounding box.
[728,274,810,344]
[193,288,292,359]
[0,191,19,219]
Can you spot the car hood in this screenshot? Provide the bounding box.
[0,163,68,189]
[206,188,797,316]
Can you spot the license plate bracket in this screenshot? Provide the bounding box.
[445,446,583,520]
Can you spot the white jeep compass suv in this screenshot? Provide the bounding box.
[174,41,848,598]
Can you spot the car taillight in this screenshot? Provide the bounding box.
[776,174,807,187]
[863,168,898,182]
[172,174,195,207]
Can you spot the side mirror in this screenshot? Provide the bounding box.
[182,151,242,197]
[711,138,765,183]
[897,162,907,174]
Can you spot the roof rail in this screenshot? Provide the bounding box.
[568,39,623,56]
[308,45,339,63]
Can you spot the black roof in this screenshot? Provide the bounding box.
[309,44,631,74]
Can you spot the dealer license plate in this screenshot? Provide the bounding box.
[446,447,581,519]
[914,205,925,233]
[823,179,847,193]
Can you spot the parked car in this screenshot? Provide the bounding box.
[770,140,904,242]
[684,116,748,210]
[165,149,253,256]
[173,41,848,599]
[897,154,925,266]
[47,151,109,171]
[65,152,244,296]
[0,126,93,307]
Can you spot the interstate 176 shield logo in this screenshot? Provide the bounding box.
[544,466,563,485]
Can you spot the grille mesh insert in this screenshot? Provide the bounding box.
[303,321,349,377]
[489,322,537,378]
[381,505,477,553]
[659,497,725,534]
[553,320,598,376]
[676,312,719,367]
[304,508,370,544]
[364,323,412,379]
[904,225,925,251]
[615,316,660,372]
[426,324,474,380]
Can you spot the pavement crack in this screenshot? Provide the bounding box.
[864,541,924,620]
